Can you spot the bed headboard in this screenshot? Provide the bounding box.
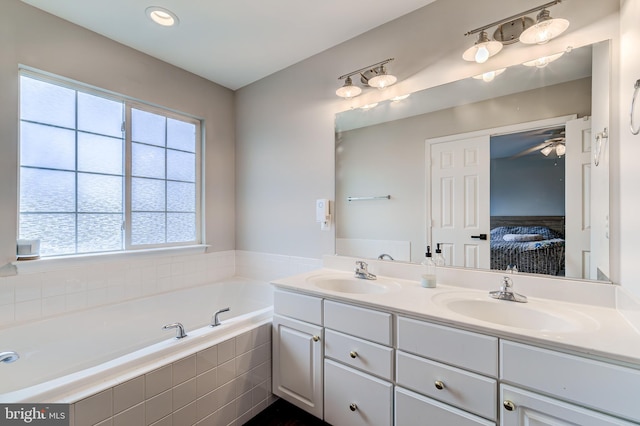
[490,216,565,236]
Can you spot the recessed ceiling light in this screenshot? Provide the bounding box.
[146,6,179,27]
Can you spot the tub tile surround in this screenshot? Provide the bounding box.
[275,255,640,366]
[70,323,273,426]
[0,250,320,328]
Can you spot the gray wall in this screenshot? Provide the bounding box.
[0,0,236,265]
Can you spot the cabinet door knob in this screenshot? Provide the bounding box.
[503,400,516,411]
[312,335,320,342]
[349,403,358,412]
[434,380,445,390]
[350,351,358,359]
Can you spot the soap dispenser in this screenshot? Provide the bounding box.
[433,243,446,266]
[420,246,437,288]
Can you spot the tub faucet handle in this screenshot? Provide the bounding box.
[163,322,187,339]
[211,307,231,327]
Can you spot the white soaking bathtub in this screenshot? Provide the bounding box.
[0,277,274,403]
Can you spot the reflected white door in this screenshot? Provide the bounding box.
[565,116,592,279]
[430,135,490,269]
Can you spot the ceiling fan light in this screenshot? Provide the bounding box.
[519,9,569,45]
[555,143,566,156]
[541,145,554,156]
[523,52,565,68]
[391,94,411,102]
[360,103,379,110]
[473,68,506,82]
[463,31,503,63]
[336,76,362,98]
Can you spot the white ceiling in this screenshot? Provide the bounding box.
[21,0,437,90]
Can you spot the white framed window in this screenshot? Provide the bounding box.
[18,70,202,257]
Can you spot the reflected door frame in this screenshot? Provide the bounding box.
[425,115,577,271]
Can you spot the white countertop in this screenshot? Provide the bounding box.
[271,267,640,368]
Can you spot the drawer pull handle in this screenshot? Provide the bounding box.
[312,335,320,342]
[434,380,445,390]
[503,400,516,411]
[350,351,358,359]
[349,403,358,412]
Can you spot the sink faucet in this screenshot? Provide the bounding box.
[489,276,527,303]
[211,307,230,327]
[377,253,394,261]
[354,261,376,280]
[163,322,188,339]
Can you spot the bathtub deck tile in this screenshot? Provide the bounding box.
[173,401,197,426]
[173,354,196,386]
[146,365,173,399]
[173,377,196,410]
[196,366,217,397]
[74,389,113,426]
[218,338,236,364]
[196,346,218,375]
[113,403,144,426]
[114,376,144,414]
[145,389,172,425]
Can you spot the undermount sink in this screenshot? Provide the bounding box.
[432,292,598,332]
[307,274,401,294]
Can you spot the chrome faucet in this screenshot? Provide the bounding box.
[354,261,376,280]
[377,253,394,261]
[490,276,527,303]
[0,351,19,364]
[211,307,230,327]
[163,322,187,339]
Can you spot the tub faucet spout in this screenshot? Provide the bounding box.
[163,322,187,339]
[0,351,19,364]
[211,307,231,327]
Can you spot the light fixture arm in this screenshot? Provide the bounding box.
[464,0,561,36]
[338,58,394,80]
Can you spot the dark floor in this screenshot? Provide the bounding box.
[244,399,329,426]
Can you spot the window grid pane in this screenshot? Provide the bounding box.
[19,73,200,256]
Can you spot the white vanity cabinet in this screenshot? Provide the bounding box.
[272,290,324,418]
[323,300,394,426]
[500,340,640,425]
[395,316,498,425]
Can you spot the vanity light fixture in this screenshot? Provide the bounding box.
[391,94,411,102]
[462,31,503,64]
[336,58,396,99]
[463,1,568,64]
[360,103,379,110]
[146,6,179,27]
[519,9,569,45]
[472,68,506,82]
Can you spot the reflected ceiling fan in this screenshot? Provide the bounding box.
[509,128,566,159]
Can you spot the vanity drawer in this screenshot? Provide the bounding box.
[501,340,640,423]
[274,290,322,325]
[324,359,393,426]
[325,329,393,380]
[397,316,497,376]
[396,350,497,421]
[324,300,392,345]
[395,387,495,426]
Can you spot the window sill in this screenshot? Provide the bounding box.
[7,245,211,275]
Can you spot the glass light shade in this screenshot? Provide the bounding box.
[463,31,503,63]
[519,10,569,44]
[523,52,565,68]
[368,73,397,89]
[336,77,362,98]
[472,68,506,82]
[541,145,554,156]
[360,103,379,110]
[146,7,179,27]
[391,94,411,102]
[555,143,566,156]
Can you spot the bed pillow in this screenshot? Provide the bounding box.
[502,233,544,242]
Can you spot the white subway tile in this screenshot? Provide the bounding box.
[113,376,144,414]
[145,365,172,399]
[217,359,236,386]
[65,291,87,312]
[196,367,217,397]
[172,401,197,426]
[173,378,196,410]
[145,389,172,425]
[196,345,217,374]
[173,354,196,386]
[0,303,15,325]
[196,389,218,421]
[14,299,41,322]
[217,400,237,426]
[218,338,235,364]
[41,295,66,317]
[113,403,144,426]
[14,279,42,302]
[75,389,113,426]
[0,282,15,305]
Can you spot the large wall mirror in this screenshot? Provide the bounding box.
[335,40,612,283]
